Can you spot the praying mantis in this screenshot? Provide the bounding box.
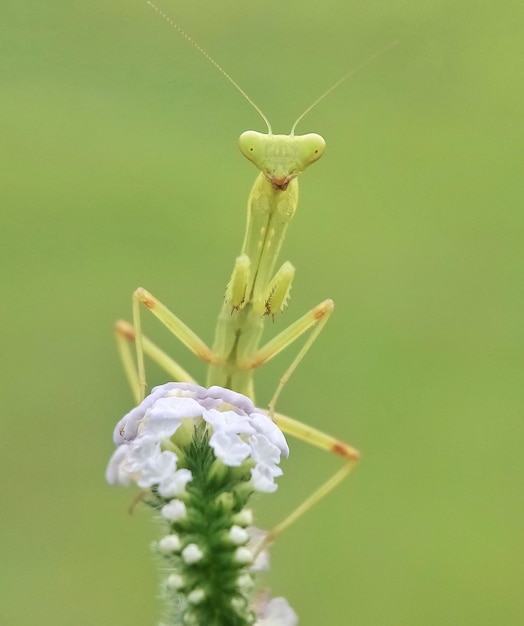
[115,2,395,547]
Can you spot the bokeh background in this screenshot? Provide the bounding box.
[2,1,523,624]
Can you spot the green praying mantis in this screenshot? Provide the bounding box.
[116,2,396,548]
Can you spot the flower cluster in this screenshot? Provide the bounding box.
[107,382,288,495]
[107,382,295,626]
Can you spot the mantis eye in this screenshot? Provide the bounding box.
[239,130,264,160]
[297,133,326,166]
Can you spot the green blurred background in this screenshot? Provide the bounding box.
[2,0,523,624]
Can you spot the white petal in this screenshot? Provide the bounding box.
[209,431,251,466]
[250,463,280,493]
[105,445,133,485]
[141,397,202,440]
[113,385,175,444]
[147,396,203,420]
[203,408,255,435]
[207,386,255,414]
[250,413,289,458]
[249,433,281,465]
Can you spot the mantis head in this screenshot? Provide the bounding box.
[239,131,326,191]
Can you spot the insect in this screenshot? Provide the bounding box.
[116,1,395,548]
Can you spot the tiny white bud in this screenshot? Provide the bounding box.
[187,588,205,605]
[161,499,187,522]
[228,525,249,545]
[158,534,181,553]
[230,596,247,612]
[234,547,253,565]
[182,543,204,564]
[233,509,253,526]
[237,573,254,592]
[182,610,198,626]
[165,573,185,590]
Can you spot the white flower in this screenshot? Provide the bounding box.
[209,430,251,466]
[158,468,193,498]
[107,437,180,490]
[134,446,178,489]
[250,462,283,494]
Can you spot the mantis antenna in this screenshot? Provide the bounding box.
[290,39,400,134]
[146,1,273,133]
[148,1,398,136]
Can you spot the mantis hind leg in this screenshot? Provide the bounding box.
[255,411,360,555]
[240,298,335,415]
[114,320,198,403]
[115,286,218,402]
